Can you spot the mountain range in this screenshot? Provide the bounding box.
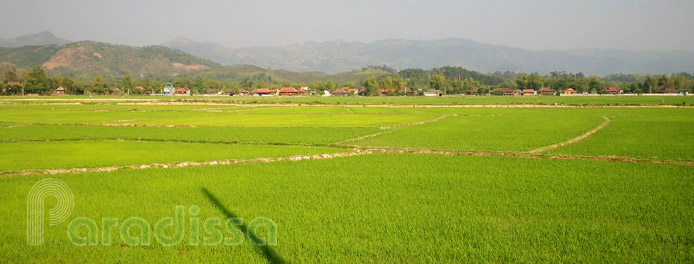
[0,31,70,48]
[163,37,694,75]
[1,31,693,78]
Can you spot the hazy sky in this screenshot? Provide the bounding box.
[1,0,692,50]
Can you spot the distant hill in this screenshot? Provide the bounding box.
[164,38,694,76]
[0,31,71,48]
[0,41,221,80]
[0,41,389,83]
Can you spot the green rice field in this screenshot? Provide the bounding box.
[1,97,692,263]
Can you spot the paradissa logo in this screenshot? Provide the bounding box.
[28,178,277,247]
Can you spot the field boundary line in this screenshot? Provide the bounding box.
[356,147,694,166]
[527,116,611,154]
[0,138,354,149]
[0,149,374,177]
[2,100,693,108]
[338,130,396,144]
[378,113,457,129]
[338,113,457,144]
[2,122,377,129]
[2,146,691,177]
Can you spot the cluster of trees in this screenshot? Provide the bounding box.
[509,71,693,94]
[2,64,693,96]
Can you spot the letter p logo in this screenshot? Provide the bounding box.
[27,178,74,245]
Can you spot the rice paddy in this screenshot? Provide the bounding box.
[1,97,692,263]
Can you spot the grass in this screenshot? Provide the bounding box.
[0,154,692,262]
[0,125,380,145]
[549,108,694,160]
[0,102,692,263]
[0,140,346,171]
[354,108,607,151]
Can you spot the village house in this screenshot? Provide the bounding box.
[522,89,535,96]
[332,87,348,96]
[492,88,514,96]
[539,87,555,95]
[358,88,368,96]
[163,85,175,95]
[253,88,275,96]
[278,87,299,96]
[235,89,249,96]
[606,87,623,94]
[54,87,66,95]
[423,89,441,96]
[466,88,478,95]
[299,86,309,95]
[564,88,577,94]
[175,88,190,94]
[660,88,679,94]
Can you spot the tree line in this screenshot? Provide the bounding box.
[1,64,692,96]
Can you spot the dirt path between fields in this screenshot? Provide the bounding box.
[1,100,692,108]
[338,113,457,144]
[0,149,372,177]
[378,114,457,129]
[2,144,691,178]
[527,116,612,154]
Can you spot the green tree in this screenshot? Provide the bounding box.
[363,77,379,96]
[121,74,134,93]
[428,73,447,93]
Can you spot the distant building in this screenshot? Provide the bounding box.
[522,89,535,96]
[55,87,66,94]
[466,89,478,95]
[539,87,555,95]
[253,88,274,96]
[492,88,514,96]
[660,88,678,94]
[163,85,175,95]
[564,88,577,94]
[423,90,441,96]
[606,87,623,94]
[278,87,299,96]
[332,87,348,96]
[175,88,190,94]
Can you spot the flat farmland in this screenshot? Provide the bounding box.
[0,100,692,263]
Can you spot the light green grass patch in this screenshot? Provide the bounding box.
[355,108,607,152]
[0,140,346,171]
[0,154,691,262]
[0,124,381,145]
[550,108,694,160]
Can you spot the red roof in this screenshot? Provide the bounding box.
[565,88,576,92]
[493,88,514,93]
[279,87,299,93]
[6,82,21,86]
[522,89,534,93]
[661,88,678,93]
[136,86,145,90]
[175,88,188,92]
[254,88,272,94]
[607,87,622,92]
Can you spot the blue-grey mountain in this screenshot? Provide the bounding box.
[164,38,694,76]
